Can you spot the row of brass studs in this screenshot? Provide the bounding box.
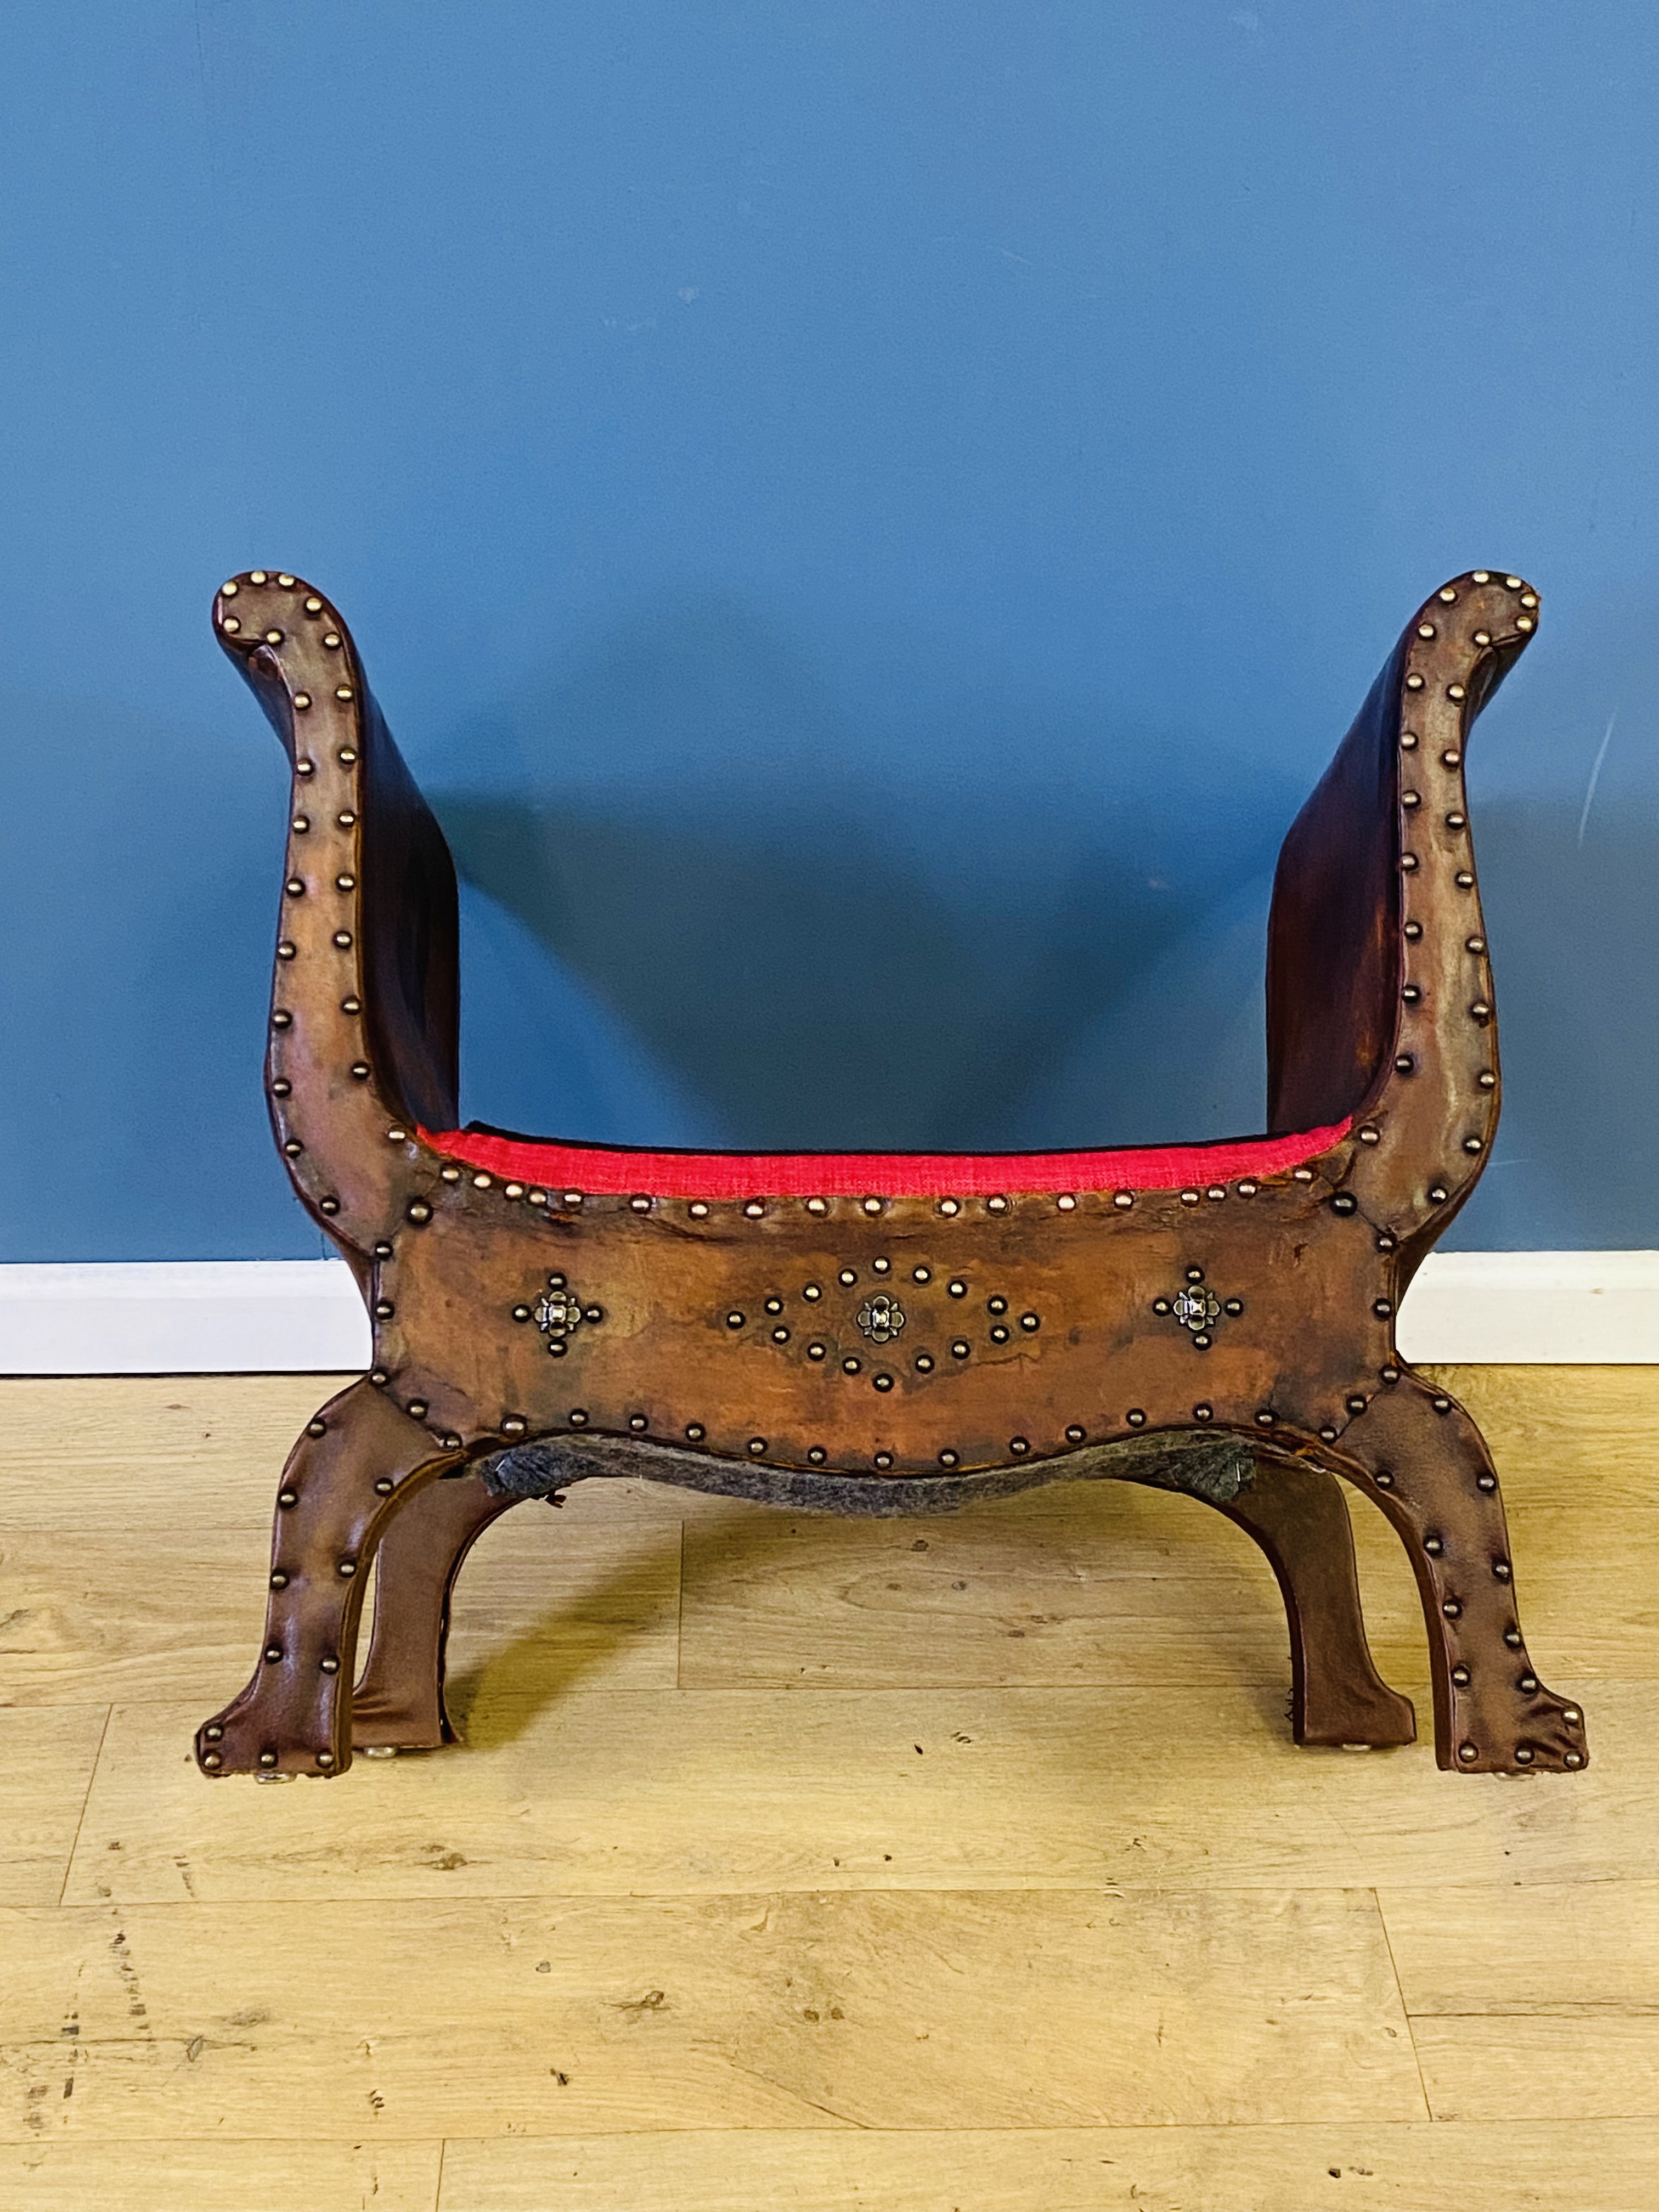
[1384,575,1529,1214]
[400,1171,1322,1215]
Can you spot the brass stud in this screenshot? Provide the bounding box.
[1443,1599,1462,1618]
[686,1423,705,1441]
[338,810,357,827]
[630,1195,652,1212]
[323,631,341,647]
[938,1198,960,1216]
[563,1192,584,1208]
[839,1268,857,1286]
[408,1400,428,1419]
[872,1257,890,1274]
[951,1340,970,1358]
[1237,1179,1258,1198]
[272,1080,291,1098]
[1504,575,1522,590]
[1452,1665,1471,1686]
[285,877,305,897]
[304,595,323,612]
[1113,1190,1134,1209]
[528,1189,549,1206]
[270,1571,289,1589]
[863,1196,883,1215]
[259,1750,278,1768]
[808,1447,827,1464]
[1442,747,1461,766]
[1516,614,1534,632]
[1057,1193,1077,1211]
[1009,1436,1029,1454]
[939,1449,959,1468]
[804,1284,822,1300]
[1180,1188,1200,1206]
[915,1354,933,1373]
[1127,1408,1146,1426]
[1193,1403,1212,1423]
[744,1200,765,1218]
[1447,684,1465,701]
[726,1311,745,1329]
[874,1452,894,1470]
[568,1409,588,1426]
[264,628,284,645]
[1438,587,1457,603]
[1417,624,1436,640]
[1405,673,1424,691]
[748,1437,767,1455]
[1564,1707,1581,1724]
[689,1201,709,1218]
[806,1197,828,1215]
[1402,791,1421,809]
[1463,1136,1483,1154]
[629,1414,648,1432]
[1358,1125,1380,1146]
[221,617,241,634]
[1293,1165,1316,1182]
[201,1750,223,1769]
[320,1655,340,1673]
[1520,592,1538,609]
[873,1374,893,1392]
[1458,1743,1479,1763]
[1472,571,1491,583]
[1514,1747,1534,1765]
[296,757,315,775]
[294,693,312,710]
[316,1752,335,1769]
[277,940,296,961]
[351,1062,371,1080]
[842,1357,861,1374]
[374,1477,394,1494]
[342,994,362,1013]
[332,929,353,949]
[947,1279,966,1297]
[1065,1424,1085,1443]
[1401,731,1419,749]
[1477,1472,1497,1492]
[1564,1751,1583,1768]
[986,1195,1009,1214]
[221,581,240,597]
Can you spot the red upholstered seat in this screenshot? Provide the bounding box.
[419,1117,1354,1201]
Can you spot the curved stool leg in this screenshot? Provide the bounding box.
[1217,1458,1417,1748]
[1332,1375,1588,1773]
[351,1474,521,1752]
[195,1381,459,1779]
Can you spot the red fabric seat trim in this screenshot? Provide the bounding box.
[417,1118,1353,1200]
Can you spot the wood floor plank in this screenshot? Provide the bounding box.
[676,1481,1344,1689]
[64,1680,1643,1908]
[1408,2015,1659,2123]
[0,1375,682,1707]
[0,1707,109,1908]
[435,2120,1659,2212]
[676,1465,1651,1694]
[0,1889,1422,2138]
[0,2138,442,2212]
[1382,1879,1659,2121]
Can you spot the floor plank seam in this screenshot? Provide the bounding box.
[54,1703,112,1909]
[1373,1886,1435,2123]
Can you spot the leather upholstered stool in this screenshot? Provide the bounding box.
[196,568,1588,1783]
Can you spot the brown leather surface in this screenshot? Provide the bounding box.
[195,567,1584,1783]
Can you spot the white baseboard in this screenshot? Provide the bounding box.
[0,1252,1655,1376]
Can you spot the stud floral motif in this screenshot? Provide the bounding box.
[856,1294,906,1344]
[533,1280,594,1347]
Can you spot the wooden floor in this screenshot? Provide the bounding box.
[1,1368,1655,2210]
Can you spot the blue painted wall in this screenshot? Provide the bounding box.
[2,3,1655,1260]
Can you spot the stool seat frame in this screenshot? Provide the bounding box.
[195,567,1587,1784]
